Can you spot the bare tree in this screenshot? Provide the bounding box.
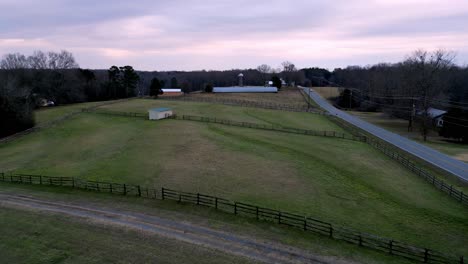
[403,49,455,141]
[281,61,297,72]
[0,53,29,69]
[27,51,48,69]
[47,50,79,69]
[256,64,272,82]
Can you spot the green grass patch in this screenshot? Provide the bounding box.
[0,204,253,264]
[0,111,467,257]
[0,183,417,264]
[97,99,341,132]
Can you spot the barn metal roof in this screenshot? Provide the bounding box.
[149,107,172,112]
[213,86,278,93]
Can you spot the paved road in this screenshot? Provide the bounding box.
[301,87,468,182]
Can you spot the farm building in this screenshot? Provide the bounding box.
[213,86,278,93]
[148,108,173,120]
[417,107,447,127]
[161,89,183,96]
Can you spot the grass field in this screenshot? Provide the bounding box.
[98,99,338,132]
[0,99,467,258]
[34,101,105,124]
[0,183,419,264]
[0,203,254,264]
[185,87,309,106]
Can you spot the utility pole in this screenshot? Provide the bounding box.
[408,99,416,132]
[349,89,353,109]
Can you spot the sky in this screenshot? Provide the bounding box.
[1,0,468,71]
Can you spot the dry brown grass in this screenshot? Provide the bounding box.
[188,87,307,106]
[312,87,342,100]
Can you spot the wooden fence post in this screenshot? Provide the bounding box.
[389,240,393,255]
[460,192,464,203]
[256,206,259,220]
[123,184,127,195]
[278,212,282,224]
[110,183,113,193]
[197,193,200,205]
[234,203,237,215]
[424,249,429,263]
[161,188,165,200]
[303,217,307,231]
[39,175,42,185]
[460,256,464,264]
[329,226,333,238]
[358,234,363,246]
[215,197,218,209]
[137,185,141,196]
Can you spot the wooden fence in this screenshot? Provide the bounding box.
[0,172,464,264]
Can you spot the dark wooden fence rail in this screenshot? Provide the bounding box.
[169,114,367,142]
[0,172,462,263]
[327,115,468,206]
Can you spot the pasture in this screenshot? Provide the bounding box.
[182,87,309,106]
[0,99,467,257]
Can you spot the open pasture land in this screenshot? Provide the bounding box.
[97,99,337,132]
[0,183,416,264]
[180,87,309,107]
[0,100,467,257]
[0,200,254,264]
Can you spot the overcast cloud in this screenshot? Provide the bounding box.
[1,0,467,70]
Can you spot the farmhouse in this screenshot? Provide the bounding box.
[417,107,447,127]
[213,86,278,93]
[148,107,173,120]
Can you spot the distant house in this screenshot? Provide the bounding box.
[213,86,278,93]
[418,107,447,127]
[148,108,173,120]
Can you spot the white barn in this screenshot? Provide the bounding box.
[148,108,173,120]
[213,86,278,93]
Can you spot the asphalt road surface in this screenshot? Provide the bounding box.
[302,87,468,182]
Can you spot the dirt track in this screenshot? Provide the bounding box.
[0,193,342,264]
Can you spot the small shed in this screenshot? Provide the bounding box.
[148,107,173,120]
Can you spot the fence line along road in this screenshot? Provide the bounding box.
[0,172,464,264]
[300,87,468,182]
[327,114,468,207]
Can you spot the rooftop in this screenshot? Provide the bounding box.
[149,107,172,112]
